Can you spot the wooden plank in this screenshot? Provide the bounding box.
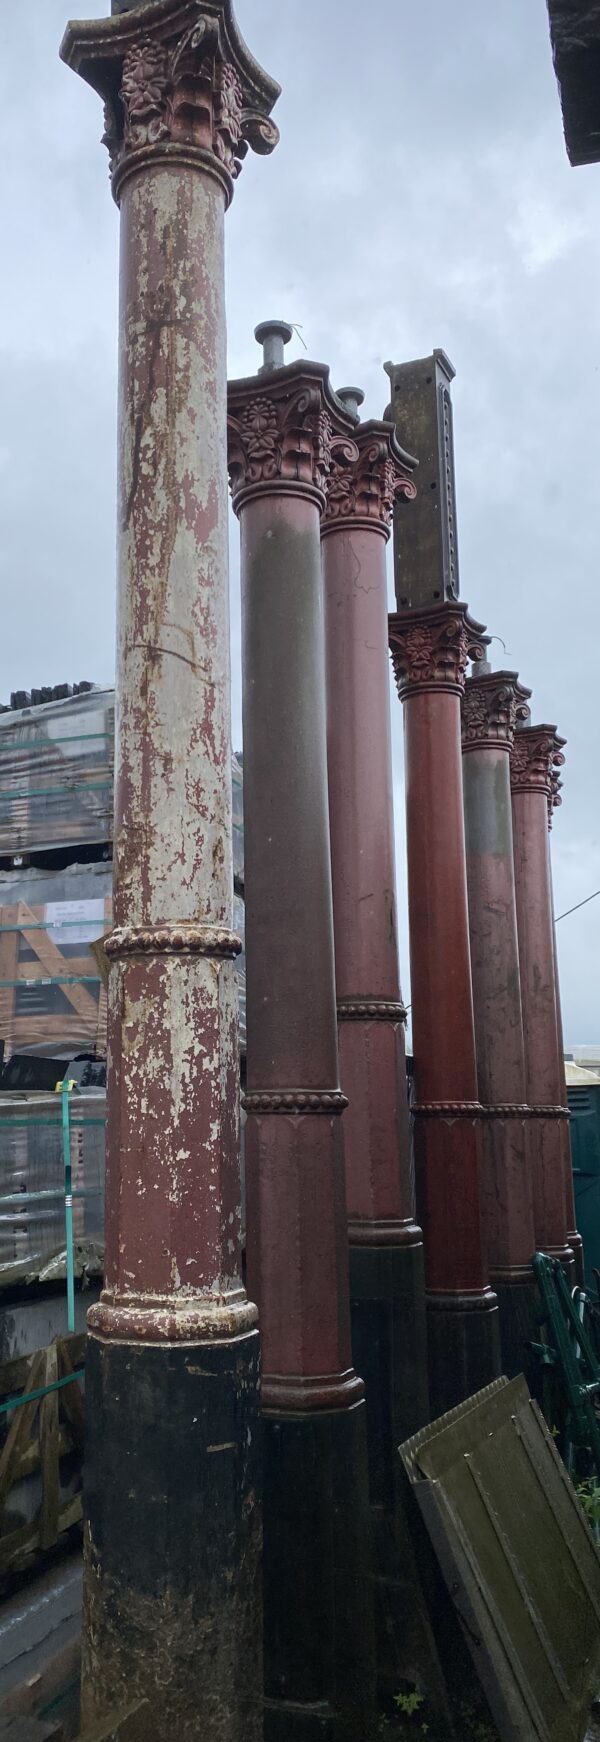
[38,1346,59,1552]
[0,1350,47,1512]
[0,915,19,1063]
[0,1497,82,1576]
[56,1341,85,1454]
[15,1429,71,1480]
[0,1337,85,1403]
[14,903,99,1023]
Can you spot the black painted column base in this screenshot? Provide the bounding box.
[263,1399,376,1742]
[80,1329,262,1742]
[426,1290,501,1420]
[349,1240,429,1706]
[492,1274,539,1382]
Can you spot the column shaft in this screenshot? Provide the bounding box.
[389,606,500,1416]
[511,727,573,1270]
[462,674,538,1374]
[61,11,280,1736]
[549,767,584,1282]
[322,425,428,1702]
[229,360,375,1742]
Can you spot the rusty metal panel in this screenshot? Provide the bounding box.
[384,349,459,612]
[400,1375,600,1742]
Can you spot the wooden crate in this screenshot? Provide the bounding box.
[0,902,111,1062]
[0,1337,85,1580]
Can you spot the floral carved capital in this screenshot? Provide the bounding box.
[322,421,417,537]
[461,673,531,751]
[510,725,566,802]
[61,1,280,205]
[548,734,566,828]
[227,368,357,509]
[388,603,488,698]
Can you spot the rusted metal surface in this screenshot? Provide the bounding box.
[548,764,584,1281]
[511,727,574,1269]
[227,357,359,1401]
[462,673,538,1370]
[546,0,600,166]
[384,350,459,613]
[400,1374,600,1742]
[322,419,420,1244]
[321,415,430,1726]
[389,605,500,1413]
[62,6,279,1736]
[229,343,376,1735]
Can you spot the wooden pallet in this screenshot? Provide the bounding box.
[0,902,110,1062]
[0,1337,85,1578]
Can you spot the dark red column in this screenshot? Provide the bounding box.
[228,327,375,1742]
[61,5,280,1736]
[461,671,538,1373]
[549,742,584,1281]
[322,403,428,1698]
[389,603,500,1416]
[510,726,574,1271]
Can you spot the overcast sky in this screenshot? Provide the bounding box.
[0,0,598,1044]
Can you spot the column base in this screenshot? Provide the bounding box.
[426,1290,501,1419]
[263,1399,376,1742]
[80,1328,262,1742]
[348,1234,429,1710]
[491,1273,540,1381]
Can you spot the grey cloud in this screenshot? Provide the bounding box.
[0,0,598,1038]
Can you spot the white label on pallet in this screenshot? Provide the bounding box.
[44,899,106,944]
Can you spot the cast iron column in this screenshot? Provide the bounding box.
[60,7,279,1737]
[510,726,574,1270]
[461,670,539,1373]
[321,403,428,1690]
[389,604,501,1416]
[549,743,584,1280]
[228,328,375,1742]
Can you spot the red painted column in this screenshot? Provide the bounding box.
[510,726,574,1270]
[389,603,500,1416]
[61,8,279,1737]
[549,743,584,1281]
[461,671,538,1373]
[322,404,428,1698]
[228,328,375,1741]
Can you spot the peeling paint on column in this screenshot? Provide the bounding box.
[60,6,280,1734]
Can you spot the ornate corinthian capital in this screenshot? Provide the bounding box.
[461,672,531,751]
[60,0,280,205]
[322,420,417,539]
[388,601,489,699]
[510,724,566,802]
[227,362,357,512]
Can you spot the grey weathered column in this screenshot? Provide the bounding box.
[228,327,376,1742]
[548,743,584,1282]
[511,725,574,1273]
[461,669,538,1374]
[60,6,279,1737]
